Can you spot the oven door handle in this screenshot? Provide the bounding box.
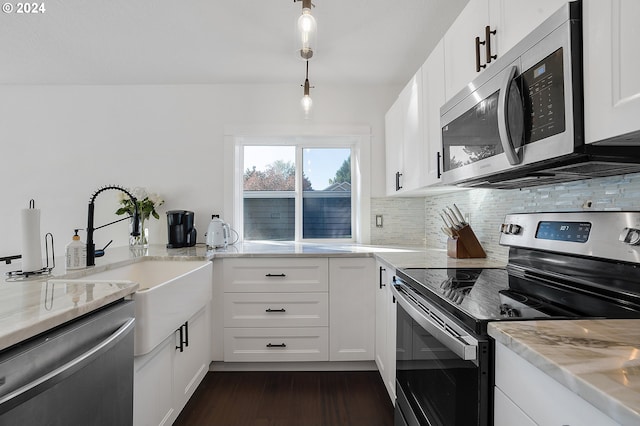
[391,284,478,363]
[497,65,524,166]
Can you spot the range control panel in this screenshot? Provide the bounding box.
[500,212,640,264]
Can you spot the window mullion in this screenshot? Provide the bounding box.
[295,146,303,241]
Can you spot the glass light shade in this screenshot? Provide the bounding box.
[301,95,313,117]
[296,8,317,60]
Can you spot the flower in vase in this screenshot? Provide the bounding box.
[116,187,164,221]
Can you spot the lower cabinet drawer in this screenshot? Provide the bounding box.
[224,293,328,328]
[223,327,329,362]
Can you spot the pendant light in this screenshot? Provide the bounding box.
[301,61,313,118]
[295,0,316,60]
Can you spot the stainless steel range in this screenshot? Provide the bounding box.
[392,211,640,426]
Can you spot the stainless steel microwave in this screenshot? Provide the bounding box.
[440,1,640,189]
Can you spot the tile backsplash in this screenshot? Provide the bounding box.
[371,172,640,262]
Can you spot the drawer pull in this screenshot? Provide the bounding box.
[265,308,286,313]
[265,273,286,277]
[266,343,287,348]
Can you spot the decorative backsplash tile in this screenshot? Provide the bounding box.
[372,173,640,262]
[370,197,426,247]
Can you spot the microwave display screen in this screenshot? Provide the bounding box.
[522,48,566,143]
[535,221,591,243]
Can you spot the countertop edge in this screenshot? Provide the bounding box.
[488,321,640,425]
[0,283,138,351]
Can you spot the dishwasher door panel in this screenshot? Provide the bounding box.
[0,300,135,426]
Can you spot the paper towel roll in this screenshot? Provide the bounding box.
[21,206,43,272]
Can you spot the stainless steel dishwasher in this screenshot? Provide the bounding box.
[0,300,135,426]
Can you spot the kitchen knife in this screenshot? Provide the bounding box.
[443,210,461,230]
[439,213,452,229]
[447,207,462,227]
[453,204,467,225]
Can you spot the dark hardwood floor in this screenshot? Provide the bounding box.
[174,371,394,426]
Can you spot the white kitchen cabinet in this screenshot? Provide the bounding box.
[421,40,446,186]
[329,257,376,361]
[173,305,211,414]
[443,0,492,100]
[584,0,640,144]
[134,305,211,426]
[494,387,536,426]
[488,0,567,55]
[133,333,174,426]
[224,292,328,328]
[385,95,404,195]
[222,257,328,293]
[218,256,376,363]
[385,72,424,195]
[223,327,329,362]
[374,259,396,403]
[444,0,566,101]
[494,341,618,426]
[219,257,330,362]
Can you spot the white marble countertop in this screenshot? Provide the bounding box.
[0,245,210,352]
[489,320,640,425]
[210,241,507,269]
[0,241,504,353]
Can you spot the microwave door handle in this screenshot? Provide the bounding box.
[497,65,523,165]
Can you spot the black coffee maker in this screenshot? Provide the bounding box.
[166,210,197,248]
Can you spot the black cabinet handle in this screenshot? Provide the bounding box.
[265,308,286,313]
[485,26,497,64]
[437,152,442,179]
[475,36,486,72]
[395,171,403,191]
[176,325,184,352]
[265,273,286,277]
[379,266,386,289]
[266,343,287,348]
[175,321,189,352]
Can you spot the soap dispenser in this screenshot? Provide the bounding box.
[65,229,86,270]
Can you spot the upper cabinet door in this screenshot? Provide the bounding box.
[384,73,423,195]
[421,40,446,186]
[401,72,424,192]
[443,0,491,100]
[385,96,404,195]
[489,0,568,55]
[584,0,640,143]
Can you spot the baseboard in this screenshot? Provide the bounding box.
[209,360,377,372]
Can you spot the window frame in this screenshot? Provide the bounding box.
[225,126,371,244]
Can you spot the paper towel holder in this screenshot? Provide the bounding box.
[5,232,56,280]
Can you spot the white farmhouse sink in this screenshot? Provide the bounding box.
[80,259,212,355]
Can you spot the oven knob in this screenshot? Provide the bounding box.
[500,223,522,235]
[619,228,640,245]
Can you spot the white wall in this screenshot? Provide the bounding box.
[0,84,397,258]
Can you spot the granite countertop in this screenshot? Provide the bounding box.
[489,320,640,425]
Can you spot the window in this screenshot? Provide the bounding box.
[240,139,355,242]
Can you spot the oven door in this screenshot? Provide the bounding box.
[391,281,489,426]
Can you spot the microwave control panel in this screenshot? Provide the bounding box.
[521,47,566,143]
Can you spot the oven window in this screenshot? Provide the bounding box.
[396,304,484,425]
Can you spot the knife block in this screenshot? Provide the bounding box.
[447,225,486,258]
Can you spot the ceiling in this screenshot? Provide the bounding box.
[0,0,468,86]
